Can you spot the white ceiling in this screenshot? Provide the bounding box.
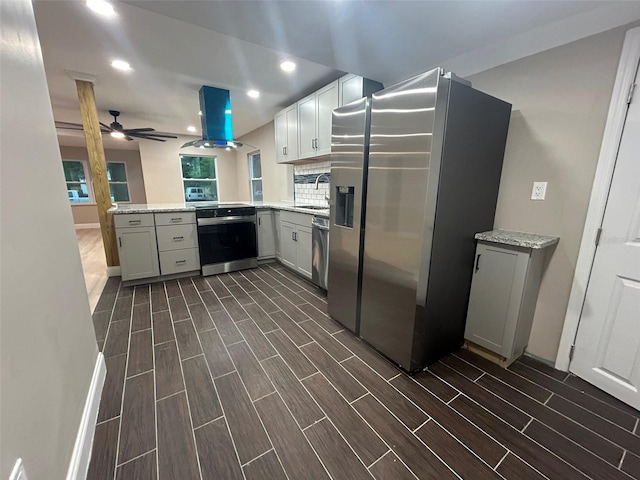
[35,0,640,142]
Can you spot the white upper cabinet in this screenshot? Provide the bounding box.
[298,81,338,160]
[275,104,298,164]
[275,74,382,164]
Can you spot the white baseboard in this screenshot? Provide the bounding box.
[66,353,106,480]
[106,266,121,277]
[75,223,100,229]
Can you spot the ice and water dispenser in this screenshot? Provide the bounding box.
[335,186,355,228]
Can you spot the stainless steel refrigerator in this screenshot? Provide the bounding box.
[328,68,511,372]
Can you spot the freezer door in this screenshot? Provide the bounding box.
[327,97,369,333]
[359,69,442,369]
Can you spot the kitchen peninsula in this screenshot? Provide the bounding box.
[109,202,328,284]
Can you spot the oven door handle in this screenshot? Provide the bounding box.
[197,215,256,226]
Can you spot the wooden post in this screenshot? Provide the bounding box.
[75,79,119,267]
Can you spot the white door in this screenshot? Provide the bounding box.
[571,64,640,409]
[275,109,287,163]
[295,225,313,279]
[297,94,316,160]
[280,221,297,269]
[118,227,159,281]
[285,104,299,161]
[257,211,276,259]
[315,81,339,156]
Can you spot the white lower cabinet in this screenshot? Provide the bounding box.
[257,210,276,259]
[295,225,312,278]
[274,211,281,260]
[116,218,160,281]
[279,211,313,280]
[154,213,198,277]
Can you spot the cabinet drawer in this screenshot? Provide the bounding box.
[155,211,195,226]
[159,248,200,275]
[156,224,198,252]
[280,210,313,227]
[114,213,154,229]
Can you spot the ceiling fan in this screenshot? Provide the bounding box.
[55,110,178,142]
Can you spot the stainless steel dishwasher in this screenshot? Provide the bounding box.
[311,216,329,289]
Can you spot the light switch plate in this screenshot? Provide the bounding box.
[10,459,28,480]
[531,181,547,200]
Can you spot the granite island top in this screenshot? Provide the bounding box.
[108,201,329,218]
[475,229,559,249]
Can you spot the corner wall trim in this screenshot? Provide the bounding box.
[65,352,106,480]
[555,26,640,372]
[106,266,121,277]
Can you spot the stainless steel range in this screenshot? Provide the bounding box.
[195,203,258,276]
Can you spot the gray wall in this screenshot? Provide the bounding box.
[60,146,148,225]
[0,1,99,478]
[467,24,634,362]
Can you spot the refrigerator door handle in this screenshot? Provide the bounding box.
[475,254,481,272]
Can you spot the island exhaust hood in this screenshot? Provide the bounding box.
[181,86,244,150]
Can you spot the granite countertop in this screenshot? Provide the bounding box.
[475,230,559,249]
[108,202,329,218]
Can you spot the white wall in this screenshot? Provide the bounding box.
[467,23,635,362]
[0,1,99,478]
[235,121,294,202]
[138,135,239,203]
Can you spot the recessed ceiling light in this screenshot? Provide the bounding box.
[187,126,197,132]
[280,61,296,73]
[110,131,125,139]
[247,90,260,99]
[111,60,131,72]
[86,0,115,16]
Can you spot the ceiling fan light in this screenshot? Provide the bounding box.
[86,0,115,17]
[110,131,125,139]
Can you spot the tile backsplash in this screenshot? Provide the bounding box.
[294,160,330,206]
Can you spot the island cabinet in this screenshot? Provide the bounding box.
[279,210,313,279]
[464,230,559,363]
[114,213,160,282]
[256,209,276,260]
[155,212,199,276]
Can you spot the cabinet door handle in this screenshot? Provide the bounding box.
[118,236,122,248]
[128,220,141,225]
[175,259,187,265]
[173,236,184,241]
[258,217,261,226]
[475,254,481,272]
[170,217,182,223]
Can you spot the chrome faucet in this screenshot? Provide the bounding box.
[314,173,330,190]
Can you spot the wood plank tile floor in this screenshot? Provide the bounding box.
[88,263,640,480]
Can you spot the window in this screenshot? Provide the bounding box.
[63,160,131,204]
[63,160,91,203]
[248,151,263,202]
[181,155,218,202]
[107,162,130,202]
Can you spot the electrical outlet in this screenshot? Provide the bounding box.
[10,459,28,480]
[531,181,547,200]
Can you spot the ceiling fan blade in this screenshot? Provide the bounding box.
[100,122,115,132]
[124,128,155,133]
[129,134,165,142]
[55,121,84,130]
[135,133,178,139]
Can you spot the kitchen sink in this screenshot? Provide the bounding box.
[295,205,329,210]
